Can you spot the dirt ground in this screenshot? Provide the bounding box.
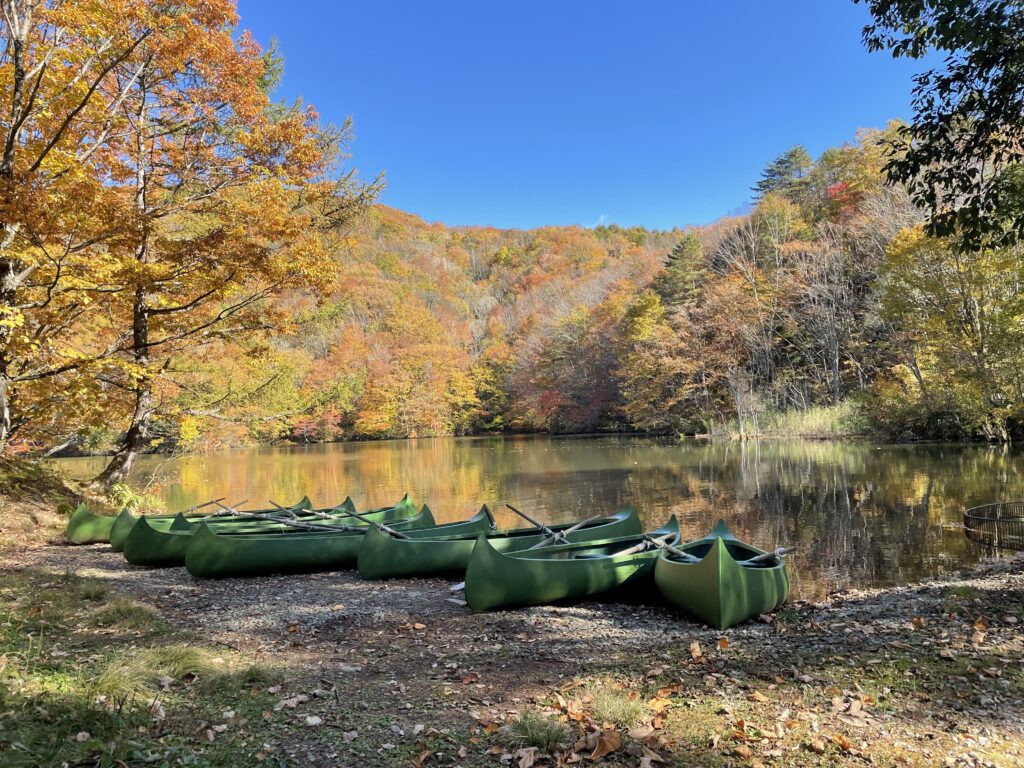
[4,535,1023,768]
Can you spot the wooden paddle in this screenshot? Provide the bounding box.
[335,507,411,540]
[740,546,796,565]
[182,497,227,516]
[641,534,700,562]
[213,499,249,516]
[505,504,562,537]
[482,505,498,531]
[525,514,604,550]
[610,532,679,558]
[212,501,362,533]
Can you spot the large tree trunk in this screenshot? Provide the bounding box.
[0,255,21,447]
[90,381,152,489]
[91,280,150,491]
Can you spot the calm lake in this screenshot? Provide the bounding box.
[57,436,1014,600]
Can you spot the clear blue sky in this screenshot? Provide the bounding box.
[237,1,925,230]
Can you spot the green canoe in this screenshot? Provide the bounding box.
[186,504,497,579]
[109,496,325,551]
[654,520,789,629]
[358,506,642,580]
[65,504,119,545]
[124,496,420,568]
[464,516,681,612]
[163,498,357,534]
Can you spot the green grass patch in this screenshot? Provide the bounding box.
[495,709,571,754]
[585,684,648,727]
[89,597,163,630]
[0,568,289,767]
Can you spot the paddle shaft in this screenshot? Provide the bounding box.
[505,504,559,539]
[645,534,700,562]
[212,501,362,533]
[613,532,677,558]
[526,514,604,550]
[339,508,411,539]
[181,497,227,516]
[482,505,498,530]
[741,546,796,565]
[212,499,249,516]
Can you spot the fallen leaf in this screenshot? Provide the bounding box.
[808,739,827,754]
[462,673,480,684]
[517,747,538,768]
[590,730,621,760]
[412,749,431,767]
[717,637,729,650]
[305,715,322,726]
[734,744,753,759]
[747,690,769,703]
[457,746,467,758]
[75,732,90,742]
[566,699,587,721]
[647,696,671,713]
[832,733,853,752]
[689,641,703,660]
[911,616,925,629]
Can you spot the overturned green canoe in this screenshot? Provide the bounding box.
[358,506,642,580]
[464,516,680,612]
[124,496,419,568]
[186,504,497,579]
[65,504,119,545]
[654,520,789,630]
[109,496,325,551]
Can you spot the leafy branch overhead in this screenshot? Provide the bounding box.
[857,0,1024,250]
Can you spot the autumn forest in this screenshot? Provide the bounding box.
[4,1,1024,489]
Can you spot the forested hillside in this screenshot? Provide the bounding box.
[23,121,1024,453]
[240,122,1011,446]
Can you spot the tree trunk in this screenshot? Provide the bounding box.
[90,381,152,489]
[91,281,151,491]
[0,255,20,447]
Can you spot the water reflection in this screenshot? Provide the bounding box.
[57,436,1014,599]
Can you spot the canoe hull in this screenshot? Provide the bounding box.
[109,496,322,551]
[464,516,680,612]
[125,497,421,569]
[358,507,642,580]
[109,509,139,551]
[184,505,440,578]
[654,527,789,629]
[64,504,116,545]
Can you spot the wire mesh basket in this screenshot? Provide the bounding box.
[964,501,1024,551]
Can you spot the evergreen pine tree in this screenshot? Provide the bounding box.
[753,146,814,201]
[654,232,704,308]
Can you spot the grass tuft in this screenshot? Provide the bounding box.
[495,709,571,754]
[94,645,221,702]
[587,686,648,727]
[90,598,163,630]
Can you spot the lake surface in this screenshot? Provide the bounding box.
[57,436,1016,599]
